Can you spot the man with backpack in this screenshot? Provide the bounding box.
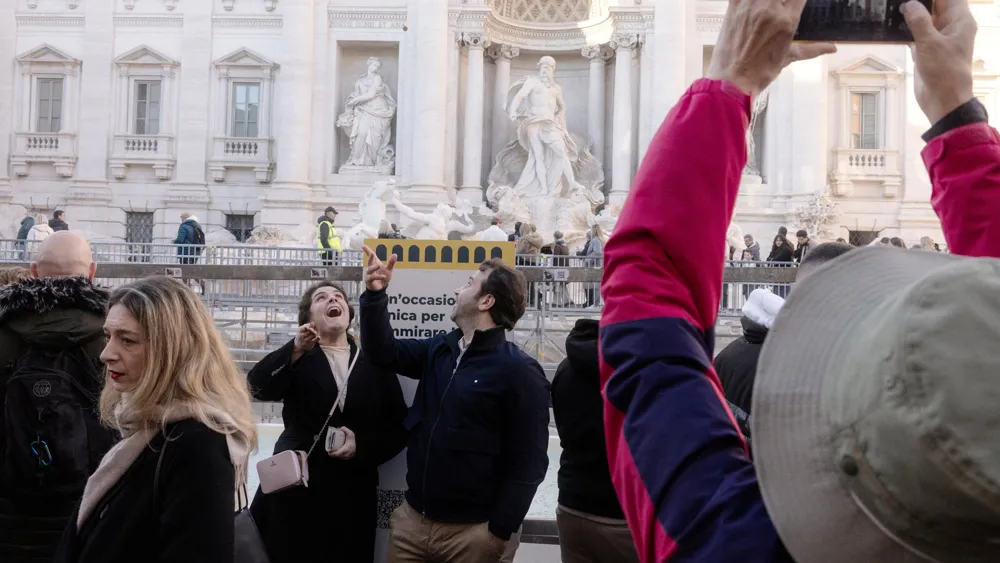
[174,213,205,265]
[0,232,117,562]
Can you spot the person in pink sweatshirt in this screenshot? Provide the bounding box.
[599,0,1000,560]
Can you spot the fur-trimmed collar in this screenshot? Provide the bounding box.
[0,276,109,325]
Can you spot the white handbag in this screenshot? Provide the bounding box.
[256,350,359,495]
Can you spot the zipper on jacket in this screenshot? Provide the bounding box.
[421,335,471,517]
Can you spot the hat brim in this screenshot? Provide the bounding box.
[752,246,960,563]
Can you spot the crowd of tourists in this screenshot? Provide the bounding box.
[0,0,996,562]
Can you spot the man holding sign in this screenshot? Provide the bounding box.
[360,245,550,563]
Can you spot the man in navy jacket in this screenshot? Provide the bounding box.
[360,245,549,563]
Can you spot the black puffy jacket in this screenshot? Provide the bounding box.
[713,316,769,441]
[551,319,626,519]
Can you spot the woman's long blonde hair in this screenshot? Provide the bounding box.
[99,276,258,479]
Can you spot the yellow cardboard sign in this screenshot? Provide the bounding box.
[363,239,516,271]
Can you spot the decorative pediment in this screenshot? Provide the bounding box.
[832,55,903,88]
[836,55,902,75]
[114,45,178,67]
[214,48,279,70]
[16,44,80,66]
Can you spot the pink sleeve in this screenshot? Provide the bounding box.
[924,123,1000,258]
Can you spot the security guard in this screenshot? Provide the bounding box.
[317,206,342,266]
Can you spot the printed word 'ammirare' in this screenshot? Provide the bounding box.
[393,326,450,338]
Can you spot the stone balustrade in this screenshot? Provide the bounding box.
[11,132,77,177]
[110,134,176,181]
[209,136,274,183]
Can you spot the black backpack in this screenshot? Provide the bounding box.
[191,223,206,254]
[2,345,116,500]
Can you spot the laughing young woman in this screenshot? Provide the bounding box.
[248,281,407,563]
[53,276,257,563]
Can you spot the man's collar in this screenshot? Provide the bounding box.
[447,326,507,351]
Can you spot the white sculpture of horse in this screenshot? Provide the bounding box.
[342,179,398,250]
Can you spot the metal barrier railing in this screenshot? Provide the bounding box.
[0,242,797,386]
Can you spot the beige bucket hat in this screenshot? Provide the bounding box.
[752,246,1000,563]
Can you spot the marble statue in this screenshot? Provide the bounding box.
[393,192,476,240]
[506,56,583,198]
[342,178,399,250]
[590,204,621,237]
[744,88,769,177]
[336,57,397,174]
[487,55,605,251]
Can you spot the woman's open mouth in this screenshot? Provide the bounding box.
[326,307,342,318]
[109,371,125,381]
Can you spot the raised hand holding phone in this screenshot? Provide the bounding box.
[902,0,977,124]
[707,0,836,97]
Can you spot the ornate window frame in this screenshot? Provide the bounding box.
[831,55,904,150]
[15,44,80,134]
[209,48,279,183]
[829,55,904,198]
[212,48,278,140]
[12,44,81,178]
[113,45,179,136]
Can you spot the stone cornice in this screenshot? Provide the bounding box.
[114,16,184,28]
[328,8,407,30]
[697,14,725,32]
[453,7,489,32]
[16,15,85,27]
[478,6,650,53]
[213,16,283,29]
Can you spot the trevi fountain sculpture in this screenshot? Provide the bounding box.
[337,56,397,175]
[486,56,606,249]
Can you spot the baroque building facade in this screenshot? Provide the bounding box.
[0,0,997,247]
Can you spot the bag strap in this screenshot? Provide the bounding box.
[305,349,361,458]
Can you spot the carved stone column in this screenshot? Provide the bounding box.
[408,0,451,201]
[489,44,519,162]
[459,32,491,204]
[261,0,315,227]
[71,0,115,197]
[0,0,13,200]
[610,34,640,206]
[582,45,610,164]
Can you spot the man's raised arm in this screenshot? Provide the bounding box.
[598,1,834,561]
[901,0,1000,258]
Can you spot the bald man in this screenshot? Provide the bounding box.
[0,231,116,562]
[31,230,97,281]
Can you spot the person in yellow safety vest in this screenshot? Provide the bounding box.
[317,206,342,266]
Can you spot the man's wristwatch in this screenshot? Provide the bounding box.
[923,98,990,142]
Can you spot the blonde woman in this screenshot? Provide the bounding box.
[53,276,257,563]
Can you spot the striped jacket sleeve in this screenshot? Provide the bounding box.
[599,79,792,563]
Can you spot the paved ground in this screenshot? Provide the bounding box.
[514,544,561,562]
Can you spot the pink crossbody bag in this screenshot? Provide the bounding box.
[256,350,359,494]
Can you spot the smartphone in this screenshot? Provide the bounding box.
[795,0,934,43]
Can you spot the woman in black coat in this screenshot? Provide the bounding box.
[766,235,795,298]
[54,276,258,563]
[248,281,407,563]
